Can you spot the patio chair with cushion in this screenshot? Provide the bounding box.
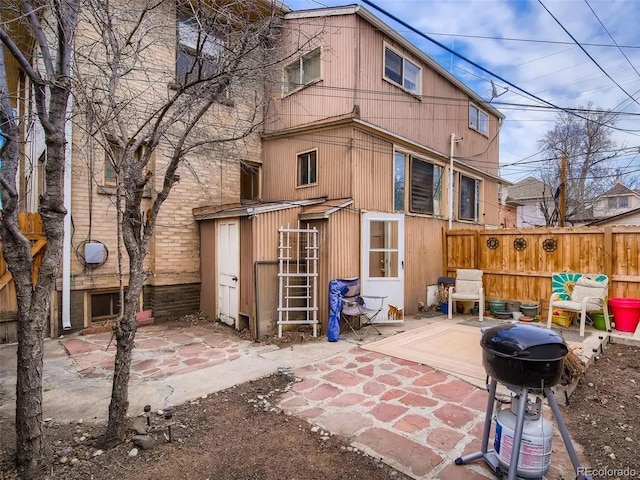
[546,275,610,337]
[448,269,484,322]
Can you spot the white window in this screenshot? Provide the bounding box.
[176,13,224,85]
[459,174,480,222]
[297,150,317,186]
[469,104,489,135]
[284,48,321,94]
[384,46,421,94]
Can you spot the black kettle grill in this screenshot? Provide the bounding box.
[480,323,569,389]
[457,323,593,480]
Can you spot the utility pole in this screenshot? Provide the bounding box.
[559,155,567,227]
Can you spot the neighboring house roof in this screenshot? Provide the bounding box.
[285,5,504,121]
[505,177,550,203]
[193,198,327,221]
[599,182,639,198]
[587,206,640,226]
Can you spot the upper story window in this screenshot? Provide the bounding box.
[608,196,629,208]
[284,48,321,94]
[176,12,224,85]
[297,150,317,187]
[384,45,420,94]
[459,174,480,222]
[469,104,489,136]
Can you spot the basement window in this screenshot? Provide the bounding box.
[91,291,121,321]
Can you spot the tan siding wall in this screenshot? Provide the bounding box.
[405,216,448,311]
[483,180,500,226]
[199,222,217,319]
[327,208,361,280]
[269,14,500,173]
[239,217,254,319]
[262,128,353,201]
[266,15,357,132]
[352,129,394,212]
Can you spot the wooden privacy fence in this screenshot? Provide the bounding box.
[0,212,47,342]
[444,226,640,309]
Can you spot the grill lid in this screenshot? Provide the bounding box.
[481,323,568,360]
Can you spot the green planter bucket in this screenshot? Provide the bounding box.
[589,312,613,331]
[488,300,506,313]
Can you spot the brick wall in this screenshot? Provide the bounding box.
[143,283,201,323]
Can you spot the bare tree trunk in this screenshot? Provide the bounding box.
[103,265,145,444]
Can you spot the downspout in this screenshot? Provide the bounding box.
[448,133,455,230]
[448,133,463,230]
[61,100,72,330]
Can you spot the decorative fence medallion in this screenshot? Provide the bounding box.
[487,237,499,250]
[542,238,557,252]
[513,237,527,251]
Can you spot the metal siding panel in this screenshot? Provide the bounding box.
[199,221,217,319]
[327,208,360,280]
[404,216,449,314]
[262,128,353,201]
[352,129,393,212]
[239,218,253,318]
[266,15,357,131]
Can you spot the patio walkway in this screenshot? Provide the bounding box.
[0,316,609,479]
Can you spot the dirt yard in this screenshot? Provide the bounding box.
[1,325,638,480]
[560,341,640,479]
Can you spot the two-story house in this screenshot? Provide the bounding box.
[195,5,505,337]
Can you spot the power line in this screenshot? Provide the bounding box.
[538,0,640,109]
[358,0,640,136]
[584,0,640,82]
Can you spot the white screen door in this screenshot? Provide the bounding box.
[217,219,239,327]
[361,212,404,320]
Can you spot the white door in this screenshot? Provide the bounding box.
[361,212,404,321]
[217,219,239,327]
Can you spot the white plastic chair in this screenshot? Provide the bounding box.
[547,275,609,337]
[448,269,484,322]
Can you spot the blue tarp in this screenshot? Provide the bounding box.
[327,278,359,342]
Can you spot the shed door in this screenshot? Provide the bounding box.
[217,219,239,327]
[361,212,404,320]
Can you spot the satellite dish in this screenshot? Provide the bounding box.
[489,80,508,102]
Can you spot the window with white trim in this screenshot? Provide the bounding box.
[608,196,628,208]
[284,48,321,94]
[384,46,420,94]
[469,103,489,135]
[459,174,480,221]
[297,150,317,186]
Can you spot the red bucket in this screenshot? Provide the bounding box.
[608,297,640,333]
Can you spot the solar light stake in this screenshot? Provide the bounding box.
[144,405,151,427]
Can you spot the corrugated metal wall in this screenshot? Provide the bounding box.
[199,221,217,320]
[239,217,254,319]
[270,13,500,171]
[261,128,353,202]
[351,129,393,212]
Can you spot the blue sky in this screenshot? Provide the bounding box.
[284,0,640,185]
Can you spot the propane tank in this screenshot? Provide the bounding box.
[493,395,553,478]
